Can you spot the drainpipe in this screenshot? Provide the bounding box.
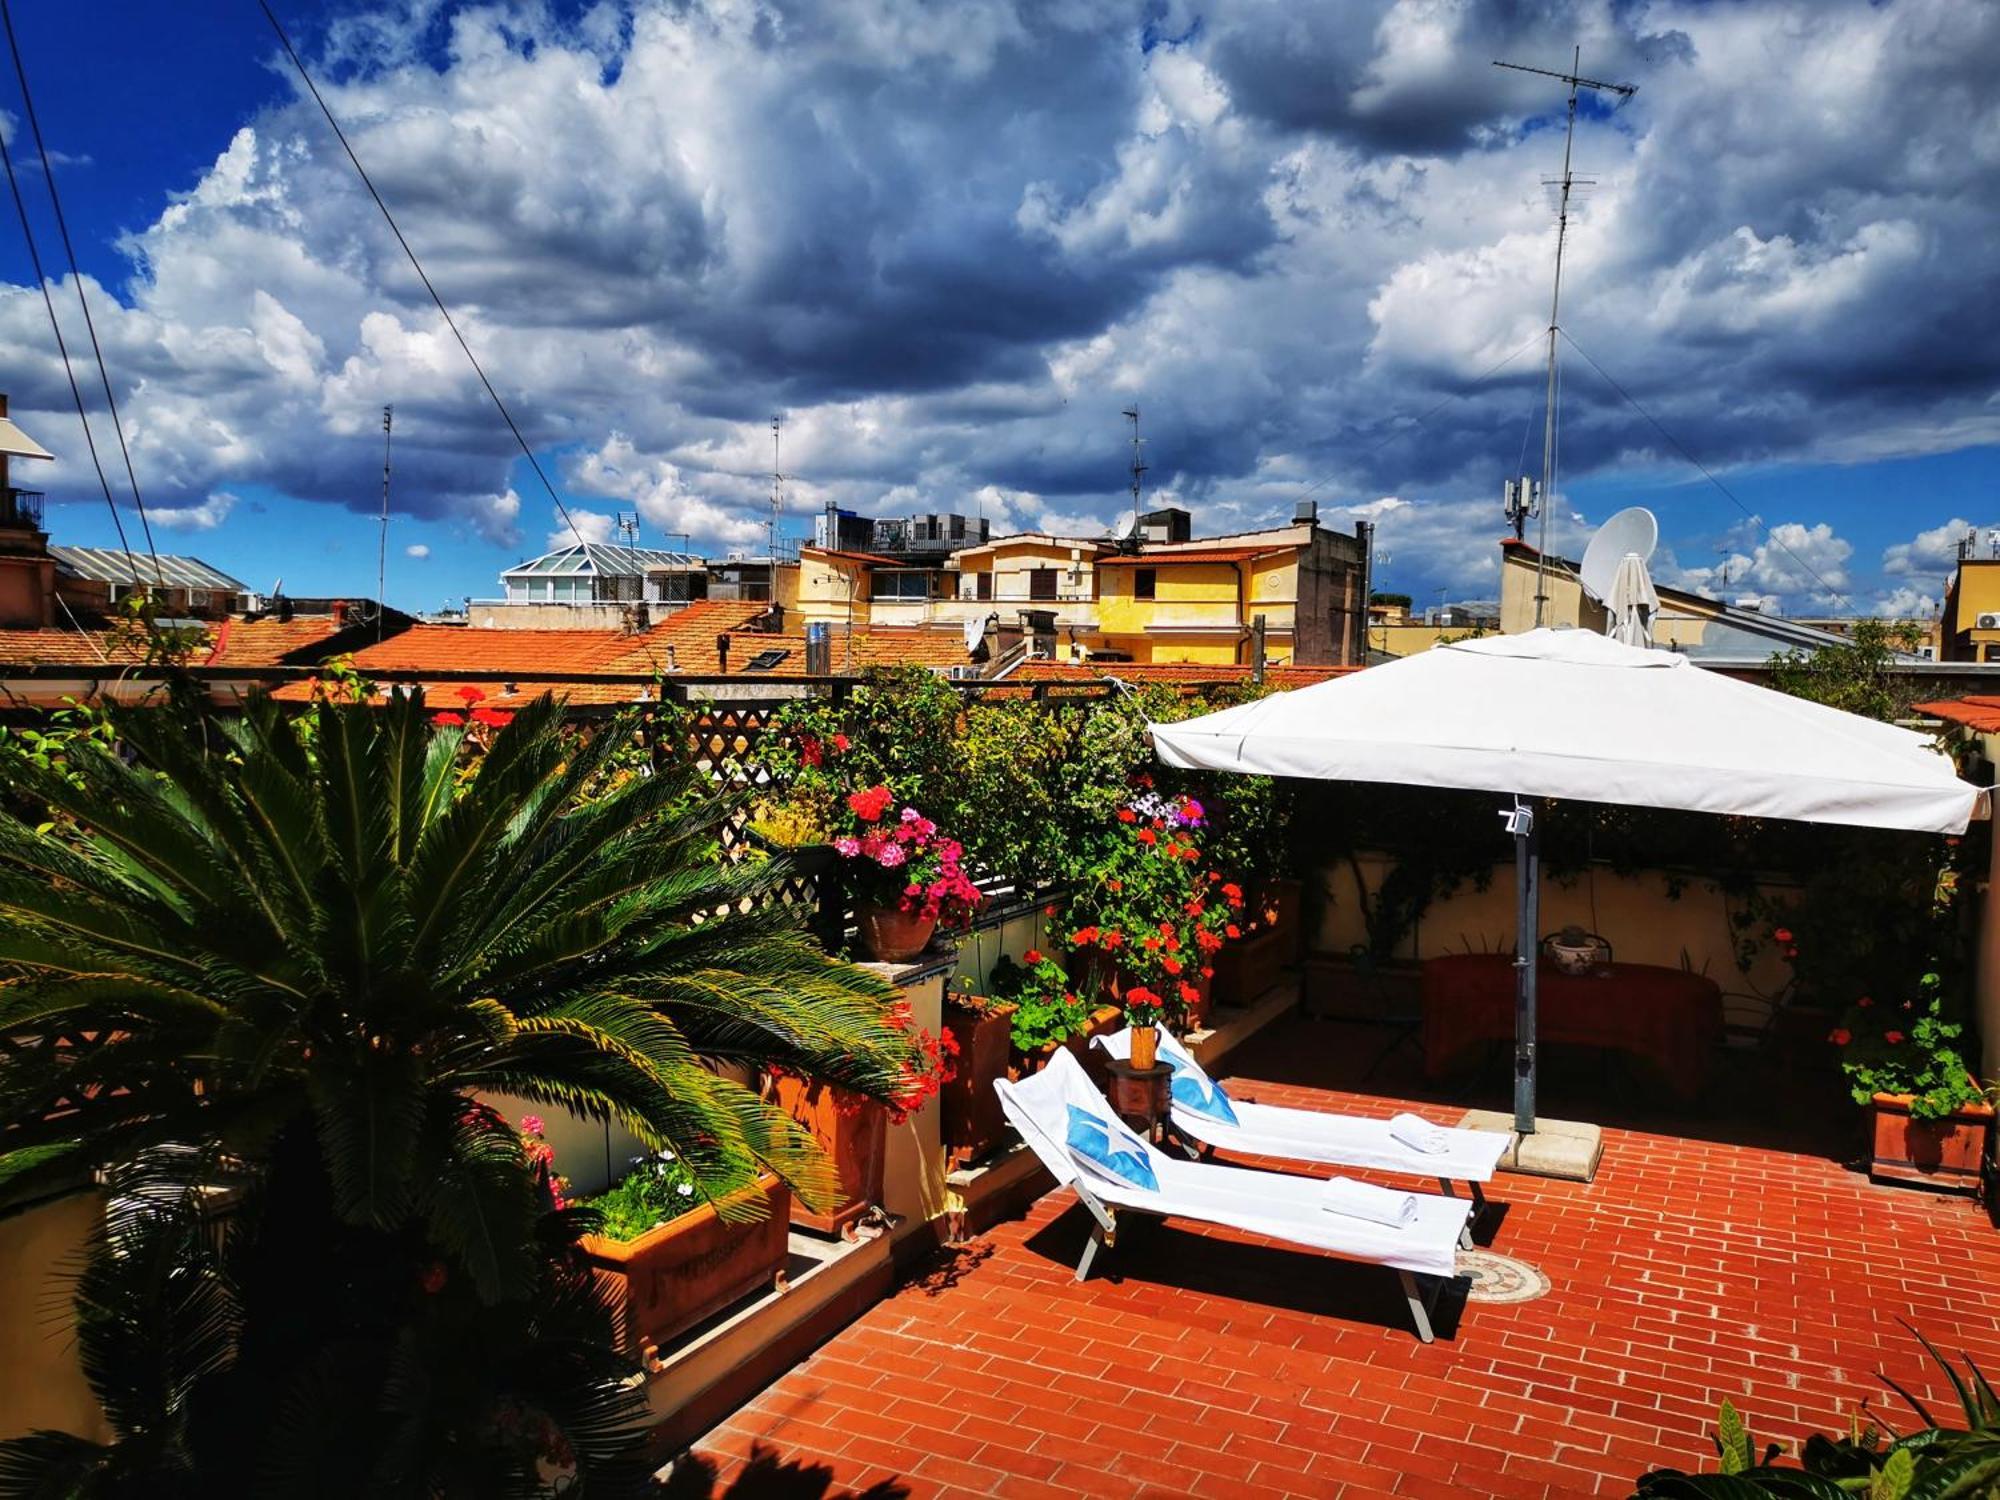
[715,634,730,674]
[1251,614,1267,683]
[1355,520,1374,666]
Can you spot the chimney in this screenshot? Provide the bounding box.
[665,644,679,673]
[1293,498,1318,526]
[805,621,830,675]
[332,600,347,628]
[715,633,731,673]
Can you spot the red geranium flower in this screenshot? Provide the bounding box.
[1117,808,1137,823]
[799,734,823,767]
[471,707,514,728]
[1162,956,1183,976]
[431,711,465,726]
[1179,981,1200,1004]
[1828,1028,1852,1046]
[420,1262,449,1295]
[1857,996,1873,1008]
[1225,923,1241,940]
[455,685,486,704]
[1136,828,1157,845]
[1102,930,1125,950]
[1772,927,1794,944]
[1024,949,1043,965]
[831,733,851,753]
[847,785,894,822]
[1884,1030,1906,1045]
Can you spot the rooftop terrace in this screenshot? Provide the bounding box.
[675,1011,2000,1499]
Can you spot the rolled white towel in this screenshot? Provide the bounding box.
[1387,1111,1452,1156]
[1320,1175,1418,1228]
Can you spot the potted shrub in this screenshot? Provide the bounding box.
[546,1120,792,1368]
[993,949,1113,1080]
[1828,972,1993,1194]
[940,983,1017,1168]
[1062,792,1234,1036]
[829,784,981,962]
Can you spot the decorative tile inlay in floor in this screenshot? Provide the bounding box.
[1457,1247,1553,1303]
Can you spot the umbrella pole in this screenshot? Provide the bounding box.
[1508,796,1539,1135]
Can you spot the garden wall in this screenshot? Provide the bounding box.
[1311,851,1799,999]
[0,1191,111,1445]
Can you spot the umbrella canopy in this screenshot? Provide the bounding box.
[1152,627,1979,834]
[1604,553,1658,649]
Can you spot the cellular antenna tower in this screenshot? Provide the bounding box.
[376,404,392,640]
[1493,47,1636,625]
[769,415,784,561]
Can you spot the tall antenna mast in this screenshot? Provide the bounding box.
[1122,405,1147,513]
[1494,47,1635,625]
[769,415,783,560]
[376,403,392,640]
[616,511,639,549]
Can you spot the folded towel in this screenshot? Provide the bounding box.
[1387,1111,1452,1156]
[1320,1175,1418,1227]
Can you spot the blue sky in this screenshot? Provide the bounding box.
[3,0,1997,616]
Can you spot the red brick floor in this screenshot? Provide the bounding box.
[674,1015,2000,1499]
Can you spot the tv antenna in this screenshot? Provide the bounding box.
[769,415,784,560]
[1493,47,1636,625]
[1714,543,1731,590]
[376,404,392,640]
[1122,406,1147,514]
[616,511,640,549]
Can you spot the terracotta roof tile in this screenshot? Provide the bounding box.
[267,678,646,709]
[203,617,344,669]
[1012,660,1350,690]
[1096,548,1287,566]
[0,626,157,667]
[1915,696,2000,733]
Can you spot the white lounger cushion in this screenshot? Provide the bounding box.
[1095,1028,1509,1183]
[997,1049,1467,1280]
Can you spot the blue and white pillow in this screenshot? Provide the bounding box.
[1163,1051,1240,1126]
[1064,1105,1159,1191]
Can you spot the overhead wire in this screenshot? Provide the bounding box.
[257,0,588,550]
[1559,328,1852,609]
[0,92,143,586]
[0,0,165,591]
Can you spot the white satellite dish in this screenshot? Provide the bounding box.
[1110,510,1138,540]
[1578,506,1658,603]
[962,615,986,654]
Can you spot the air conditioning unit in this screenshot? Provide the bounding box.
[1977,613,2000,630]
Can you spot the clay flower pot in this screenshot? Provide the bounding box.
[856,901,936,963]
[940,998,1017,1169]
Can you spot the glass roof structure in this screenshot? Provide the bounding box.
[49,545,247,592]
[503,542,703,579]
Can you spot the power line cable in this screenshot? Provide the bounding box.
[257,0,587,549]
[1559,328,1851,608]
[0,102,143,583]
[0,0,165,590]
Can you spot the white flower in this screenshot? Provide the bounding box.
[675,1182,694,1196]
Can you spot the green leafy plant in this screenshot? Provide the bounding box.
[1633,1328,2000,1497]
[582,1148,707,1244]
[991,950,1094,1053]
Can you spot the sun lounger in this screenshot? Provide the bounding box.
[994,1048,1471,1342]
[1094,1027,1508,1245]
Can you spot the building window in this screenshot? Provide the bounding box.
[1029,567,1058,601]
[975,571,993,602]
[1135,568,1157,600]
[870,570,933,602]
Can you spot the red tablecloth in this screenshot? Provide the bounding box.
[1422,953,1723,1101]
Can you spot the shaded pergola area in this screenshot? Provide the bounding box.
[683,1012,2000,1499]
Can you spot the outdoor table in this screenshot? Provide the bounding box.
[1103,1058,1174,1140]
[1421,953,1723,1102]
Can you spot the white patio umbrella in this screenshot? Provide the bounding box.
[1150,628,1983,1132]
[1604,553,1658,648]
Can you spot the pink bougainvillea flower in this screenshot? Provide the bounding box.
[520,1115,545,1137]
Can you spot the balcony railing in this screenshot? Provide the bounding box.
[1,487,44,529]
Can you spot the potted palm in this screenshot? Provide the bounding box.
[0,691,930,1492]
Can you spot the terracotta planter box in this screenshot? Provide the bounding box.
[767,1073,887,1237]
[1869,1092,1993,1196]
[1211,927,1288,1008]
[582,1173,791,1367]
[1303,955,1422,1023]
[1255,877,1303,962]
[941,999,1016,1169]
[1178,971,1213,1034]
